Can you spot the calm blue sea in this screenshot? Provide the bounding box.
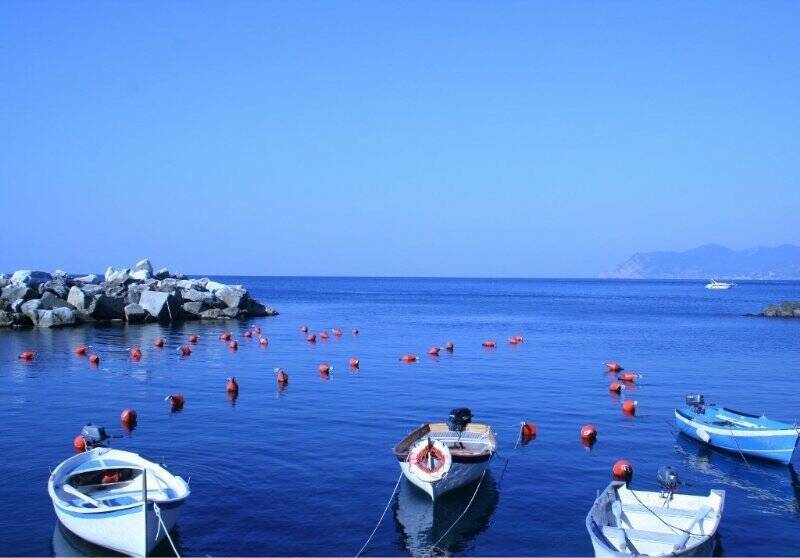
[1,278,799,556]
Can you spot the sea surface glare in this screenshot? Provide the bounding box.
[1,277,799,556]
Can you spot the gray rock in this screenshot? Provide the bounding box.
[175,273,187,280]
[104,267,130,284]
[81,284,103,296]
[34,307,77,328]
[0,273,8,289]
[139,290,179,322]
[52,269,69,280]
[216,286,249,309]
[204,279,228,292]
[124,303,147,323]
[1,284,37,309]
[21,299,42,323]
[180,301,205,318]
[67,286,93,318]
[223,306,243,318]
[11,270,52,288]
[153,268,170,280]
[73,274,99,285]
[39,279,69,298]
[133,258,153,275]
[91,294,126,320]
[125,284,148,305]
[10,298,26,312]
[200,308,228,319]
[156,278,179,293]
[176,279,201,290]
[181,289,215,303]
[104,283,127,298]
[0,310,13,327]
[39,291,72,310]
[130,269,151,281]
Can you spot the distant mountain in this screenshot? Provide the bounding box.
[600,244,800,279]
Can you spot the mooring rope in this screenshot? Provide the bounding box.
[354,471,403,558]
[153,502,181,557]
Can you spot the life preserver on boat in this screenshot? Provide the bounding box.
[407,438,452,483]
[101,470,120,484]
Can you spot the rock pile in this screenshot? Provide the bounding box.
[759,301,800,318]
[0,259,277,328]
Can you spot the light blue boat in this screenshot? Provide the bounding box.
[675,395,800,465]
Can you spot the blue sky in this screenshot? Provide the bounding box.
[1,1,798,277]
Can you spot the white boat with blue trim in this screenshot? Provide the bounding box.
[704,279,734,290]
[675,394,799,464]
[47,425,190,556]
[586,469,724,557]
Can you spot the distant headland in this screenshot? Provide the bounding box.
[600,244,800,280]
[0,258,277,328]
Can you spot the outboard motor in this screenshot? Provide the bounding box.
[80,424,111,449]
[657,466,681,497]
[686,394,705,414]
[448,408,473,432]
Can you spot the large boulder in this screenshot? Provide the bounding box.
[91,294,126,320]
[34,307,77,328]
[39,278,69,298]
[104,267,130,284]
[125,283,149,304]
[200,308,228,319]
[124,303,148,323]
[39,291,72,310]
[73,274,100,285]
[176,279,203,291]
[181,288,215,303]
[21,299,42,323]
[155,278,179,293]
[216,286,249,309]
[10,270,51,288]
[153,267,170,280]
[1,284,37,309]
[0,311,14,327]
[203,279,228,292]
[133,258,153,275]
[139,290,180,322]
[67,286,91,315]
[180,301,205,318]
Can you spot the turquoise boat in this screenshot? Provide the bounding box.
[675,395,799,465]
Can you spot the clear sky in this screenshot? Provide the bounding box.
[1,1,798,277]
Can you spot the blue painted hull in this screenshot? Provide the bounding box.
[675,407,799,465]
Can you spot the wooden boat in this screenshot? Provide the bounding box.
[675,394,799,464]
[47,425,190,556]
[586,475,724,557]
[394,408,496,501]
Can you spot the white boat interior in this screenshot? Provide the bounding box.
[394,423,497,461]
[588,481,724,556]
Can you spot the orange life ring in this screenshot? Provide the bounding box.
[407,438,452,482]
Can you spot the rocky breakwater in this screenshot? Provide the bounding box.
[758,301,800,318]
[0,259,277,328]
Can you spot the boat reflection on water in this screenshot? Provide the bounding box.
[51,521,183,557]
[393,473,498,556]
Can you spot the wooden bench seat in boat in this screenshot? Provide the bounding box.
[621,503,708,519]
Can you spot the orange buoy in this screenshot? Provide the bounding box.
[275,368,289,384]
[318,363,331,374]
[154,338,166,348]
[220,332,232,341]
[253,326,261,334]
[444,341,454,352]
[428,347,440,356]
[622,400,638,415]
[332,328,343,336]
[618,372,640,383]
[515,335,524,343]
[300,325,309,333]
[180,345,192,356]
[101,471,120,484]
[259,336,268,346]
[89,354,100,365]
[605,362,623,372]
[520,422,537,439]
[482,339,496,348]
[349,358,360,369]
[319,331,330,340]
[243,330,252,338]
[352,328,359,335]
[228,340,238,350]
[400,354,418,363]
[73,434,87,452]
[74,345,87,356]
[188,334,198,344]
[166,393,185,411]
[306,334,317,343]
[129,347,142,361]
[226,377,239,392]
[18,351,34,361]
[580,424,598,441]
[612,459,634,482]
[120,408,138,427]
[609,381,623,394]
[509,337,519,345]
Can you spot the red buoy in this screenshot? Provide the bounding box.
[520,422,537,439]
[482,339,496,348]
[276,368,289,384]
[129,347,142,361]
[73,435,87,453]
[89,354,100,365]
[515,335,524,343]
[618,372,639,383]
[166,393,185,411]
[226,377,239,392]
[622,400,638,416]
[612,459,634,482]
[332,328,343,336]
[400,354,418,363]
[319,363,331,374]
[228,340,238,350]
[220,332,232,341]
[253,326,261,334]
[188,334,198,344]
[180,345,192,356]
[74,345,87,356]
[319,331,330,340]
[101,471,120,484]
[243,330,252,338]
[351,328,359,335]
[18,351,34,361]
[580,424,598,441]
[307,334,317,343]
[259,336,268,346]
[444,341,454,352]
[428,347,440,356]
[300,325,309,333]
[120,408,138,427]
[154,338,166,348]
[349,358,360,369]
[605,362,623,372]
[509,337,519,345]
[609,381,623,394]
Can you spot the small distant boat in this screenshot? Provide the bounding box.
[394,408,496,501]
[48,425,190,556]
[675,395,800,464]
[704,279,735,290]
[586,468,724,557]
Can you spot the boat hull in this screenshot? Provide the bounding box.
[675,410,799,464]
[588,528,716,558]
[400,458,490,500]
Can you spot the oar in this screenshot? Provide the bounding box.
[61,484,107,508]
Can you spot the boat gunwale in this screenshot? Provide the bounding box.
[676,408,799,434]
[393,422,497,461]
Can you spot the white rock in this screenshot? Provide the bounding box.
[204,280,228,292]
[130,269,151,281]
[133,258,153,275]
[11,270,51,287]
